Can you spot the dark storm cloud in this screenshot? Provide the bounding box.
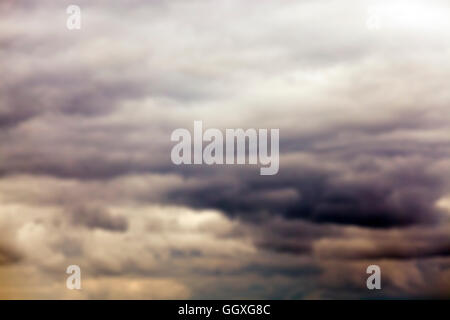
[167,151,445,228]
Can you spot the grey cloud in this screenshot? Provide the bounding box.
[314,226,450,260]
[1,0,450,299]
[167,152,445,228]
[68,205,128,232]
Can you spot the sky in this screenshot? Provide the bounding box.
[0,0,450,299]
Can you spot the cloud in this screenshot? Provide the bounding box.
[167,153,445,228]
[0,245,21,266]
[314,225,450,260]
[67,205,128,232]
[1,0,450,299]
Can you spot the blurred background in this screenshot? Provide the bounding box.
[0,0,450,299]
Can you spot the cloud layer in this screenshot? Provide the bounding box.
[1,0,450,299]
